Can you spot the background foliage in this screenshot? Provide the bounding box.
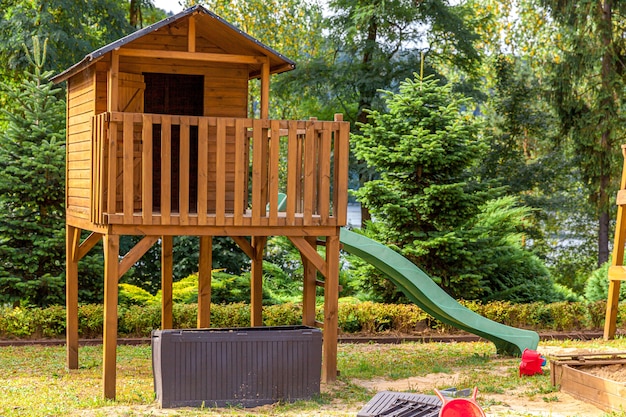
[0,0,622,311]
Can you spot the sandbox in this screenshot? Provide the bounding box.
[550,352,626,412]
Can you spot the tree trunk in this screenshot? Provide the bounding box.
[598,0,614,266]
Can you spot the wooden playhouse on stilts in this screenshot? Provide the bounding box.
[52,5,350,400]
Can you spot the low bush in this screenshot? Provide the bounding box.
[0,300,618,340]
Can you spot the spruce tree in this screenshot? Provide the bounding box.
[0,38,66,306]
[353,75,561,302]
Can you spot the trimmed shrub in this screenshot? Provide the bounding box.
[0,300,624,339]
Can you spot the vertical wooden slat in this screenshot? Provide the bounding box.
[179,117,190,225]
[286,120,298,225]
[197,236,212,328]
[91,116,100,223]
[334,119,350,225]
[123,113,134,223]
[251,119,264,221]
[260,122,269,224]
[295,122,305,214]
[187,15,196,53]
[234,118,246,224]
[303,122,316,224]
[161,117,171,224]
[197,117,208,225]
[107,118,118,219]
[268,120,281,225]
[216,118,226,224]
[142,114,153,224]
[318,126,331,222]
[161,235,173,329]
[97,115,106,223]
[102,233,119,399]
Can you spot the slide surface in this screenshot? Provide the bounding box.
[339,228,539,355]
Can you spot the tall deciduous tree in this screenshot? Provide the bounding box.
[353,75,561,302]
[540,0,626,266]
[0,0,132,77]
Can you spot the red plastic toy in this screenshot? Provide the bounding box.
[519,348,546,376]
[435,387,486,417]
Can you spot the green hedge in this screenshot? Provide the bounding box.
[0,300,623,340]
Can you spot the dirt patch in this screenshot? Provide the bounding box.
[350,361,606,417]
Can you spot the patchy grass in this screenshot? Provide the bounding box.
[1,338,626,416]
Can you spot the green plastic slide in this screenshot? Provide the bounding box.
[339,228,539,355]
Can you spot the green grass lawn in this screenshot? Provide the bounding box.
[1,338,626,416]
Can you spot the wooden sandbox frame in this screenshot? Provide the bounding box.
[550,352,626,412]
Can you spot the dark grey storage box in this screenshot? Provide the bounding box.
[151,326,322,408]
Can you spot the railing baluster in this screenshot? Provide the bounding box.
[197,117,208,225]
[123,113,134,223]
[161,116,171,224]
[142,114,153,225]
[179,117,190,225]
[91,115,100,224]
[268,120,281,225]
[303,121,316,224]
[318,125,331,222]
[234,118,246,225]
[334,115,350,225]
[216,117,226,224]
[286,120,298,225]
[251,119,265,222]
[107,116,117,221]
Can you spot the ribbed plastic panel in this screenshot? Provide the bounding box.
[357,391,442,417]
[152,326,322,408]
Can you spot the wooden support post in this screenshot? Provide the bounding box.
[260,57,270,119]
[605,280,621,339]
[250,236,267,326]
[161,236,173,330]
[605,144,626,340]
[66,225,80,370]
[107,51,119,112]
[302,236,318,327]
[102,234,120,400]
[198,236,212,328]
[322,233,340,383]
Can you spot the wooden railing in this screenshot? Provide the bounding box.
[91,112,350,228]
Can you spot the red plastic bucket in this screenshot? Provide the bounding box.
[435,387,486,417]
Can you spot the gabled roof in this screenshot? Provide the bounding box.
[51,5,296,84]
